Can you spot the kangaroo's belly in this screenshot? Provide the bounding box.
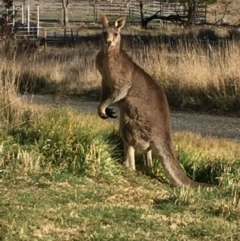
[119,104,152,153]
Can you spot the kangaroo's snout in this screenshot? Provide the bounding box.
[102,31,113,47]
[106,39,112,46]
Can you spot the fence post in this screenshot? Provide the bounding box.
[109,0,112,15]
[22,4,25,24]
[76,29,79,43]
[152,0,154,14]
[12,5,15,26]
[93,0,96,23]
[37,4,40,38]
[6,8,8,21]
[64,28,67,45]
[71,28,75,45]
[27,5,30,34]
[205,3,207,23]
[43,28,47,52]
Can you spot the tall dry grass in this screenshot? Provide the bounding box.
[130,40,240,113]
[0,38,240,113]
[0,44,99,95]
[140,43,239,88]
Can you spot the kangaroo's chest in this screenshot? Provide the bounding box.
[104,63,122,86]
[101,58,132,90]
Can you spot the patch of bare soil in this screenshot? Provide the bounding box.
[21,94,240,142]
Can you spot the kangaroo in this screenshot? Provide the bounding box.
[96,14,212,187]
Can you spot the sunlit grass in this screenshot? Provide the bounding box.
[0,98,239,184]
[0,95,240,240]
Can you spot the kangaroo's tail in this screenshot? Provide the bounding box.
[152,140,213,188]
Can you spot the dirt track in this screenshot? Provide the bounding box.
[22,94,240,142]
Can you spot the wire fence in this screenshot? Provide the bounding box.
[0,0,233,54]
[11,0,207,26]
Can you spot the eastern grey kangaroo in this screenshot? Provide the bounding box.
[96,14,211,187]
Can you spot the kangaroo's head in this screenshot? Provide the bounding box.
[100,14,126,51]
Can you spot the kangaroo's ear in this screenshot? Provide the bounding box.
[100,14,109,27]
[114,16,126,30]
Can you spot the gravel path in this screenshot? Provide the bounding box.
[22,94,240,142]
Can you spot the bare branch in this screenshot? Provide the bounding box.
[233,18,240,26]
[214,2,228,25]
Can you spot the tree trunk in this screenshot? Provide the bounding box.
[61,0,69,27]
[139,1,146,28]
[187,1,197,26]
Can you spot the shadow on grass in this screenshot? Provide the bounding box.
[16,68,59,95]
[153,196,188,213]
[17,71,102,102]
[17,73,240,116]
[165,80,240,116]
[71,87,101,101]
[104,130,219,187]
[45,27,236,48]
[183,164,220,186]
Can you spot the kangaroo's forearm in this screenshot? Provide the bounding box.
[100,87,128,108]
[100,81,111,103]
[98,87,129,119]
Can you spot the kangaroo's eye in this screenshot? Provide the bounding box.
[114,33,118,37]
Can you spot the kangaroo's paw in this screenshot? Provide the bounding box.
[99,112,109,119]
[98,106,108,119]
[106,107,117,118]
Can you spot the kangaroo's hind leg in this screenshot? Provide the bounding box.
[123,140,136,171]
[144,149,153,168]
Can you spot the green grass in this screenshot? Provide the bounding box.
[0,102,240,240]
[1,175,239,241]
